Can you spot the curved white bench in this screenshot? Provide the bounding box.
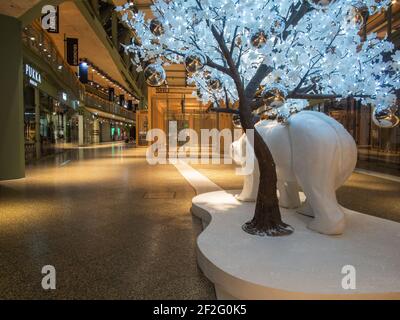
[192,190,400,300]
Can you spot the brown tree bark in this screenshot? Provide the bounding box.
[241,129,293,236]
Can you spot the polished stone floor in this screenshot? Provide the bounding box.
[1,143,399,299]
[0,144,215,299]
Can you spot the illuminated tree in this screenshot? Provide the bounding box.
[119,0,400,236]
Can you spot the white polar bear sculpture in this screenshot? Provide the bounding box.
[230,111,357,235]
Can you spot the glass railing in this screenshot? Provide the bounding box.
[84,92,134,120]
[85,83,109,101]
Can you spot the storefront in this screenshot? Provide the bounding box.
[23,62,79,161]
[82,106,134,144]
[109,121,130,141]
[139,86,234,148]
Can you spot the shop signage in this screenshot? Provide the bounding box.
[156,87,169,93]
[66,38,79,66]
[25,64,41,87]
[41,5,59,33]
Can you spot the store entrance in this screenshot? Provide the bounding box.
[150,94,234,157]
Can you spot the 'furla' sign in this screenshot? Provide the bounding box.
[25,64,42,87]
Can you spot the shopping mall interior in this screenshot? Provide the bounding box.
[0,0,399,300]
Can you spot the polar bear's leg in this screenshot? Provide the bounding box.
[297,199,314,217]
[289,113,345,235]
[295,159,345,235]
[277,180,301,209]
[301,185,345,235]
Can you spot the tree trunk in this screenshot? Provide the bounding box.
[242,129,294,237]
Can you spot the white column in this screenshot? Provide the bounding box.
[92,119,100,144]
[63,113,67,142]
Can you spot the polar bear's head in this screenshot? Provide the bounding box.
[230,135,247,166]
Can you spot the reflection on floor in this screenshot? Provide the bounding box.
[357,159,400,178]
[0,144,215,299]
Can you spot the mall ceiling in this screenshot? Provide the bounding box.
[0,0,139,95]
[49,1,129,89]
[112,0,153,17]
[0,0,41,17]
[0,0,188,89]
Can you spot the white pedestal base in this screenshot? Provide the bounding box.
[192,190,400,300]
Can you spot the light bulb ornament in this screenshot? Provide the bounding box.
[262,83,288,108]
[207,78,222,91]
[150,18,165,36]
[270,16,286,35]
[232,114,242,129]
[346,6,367,27]
[144,63,166,87]
[250,30,268,48]
[184,51,206,73]
[372,106,400,129]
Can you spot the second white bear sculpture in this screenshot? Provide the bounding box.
[230,111,357,235]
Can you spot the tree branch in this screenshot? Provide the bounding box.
[207,107,239,114]
[210,25,253,128]
[282,1,312,40]
[288,93,371,100]
[244,1,312,101]
[250,98,266,111]
[210,25,245,98]
[244,64,273,100]
[250,91,371,112]
[206,58,232,76]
